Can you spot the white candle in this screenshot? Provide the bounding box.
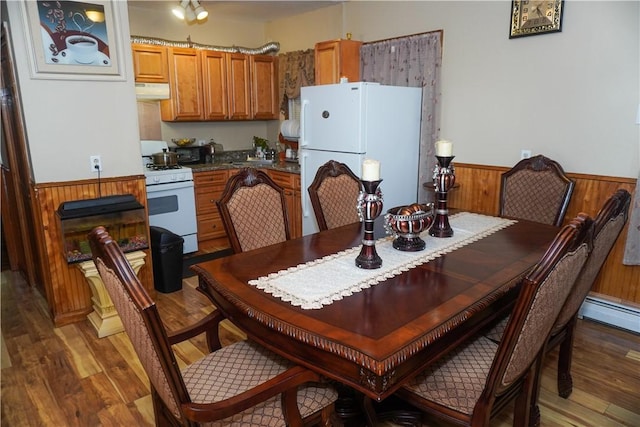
[362,159,380,181]
[435,140,453,157]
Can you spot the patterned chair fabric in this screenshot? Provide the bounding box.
[218,168,290,253]
[88,226,337,426]
[500,155,575,226]
[396,214,594,427]
[484,189,632,403]
[308,160,362,231]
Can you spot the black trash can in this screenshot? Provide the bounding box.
[150,226,184,293]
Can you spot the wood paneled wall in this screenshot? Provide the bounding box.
[448,163,639,305]
[33,176,153,326]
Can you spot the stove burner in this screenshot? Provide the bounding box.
[146,164,182,171]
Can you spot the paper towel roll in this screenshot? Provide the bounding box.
[280,120,300,141]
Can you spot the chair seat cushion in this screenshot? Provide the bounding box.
[183,340,337,425]
[402,336,498,416]
[484,315,509,343]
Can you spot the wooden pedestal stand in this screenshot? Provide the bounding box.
[77,251,147,338]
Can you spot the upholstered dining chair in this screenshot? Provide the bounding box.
[307,160,362,231]
[393,213,594,427]
[500,154,575,226]
[88,226,337,427]
[217,168,290,254]
[484,189,632,424]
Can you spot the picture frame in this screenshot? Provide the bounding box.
[509,0,564,39]
[21,0,125,80]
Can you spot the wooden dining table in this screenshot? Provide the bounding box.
[192,213,559,406]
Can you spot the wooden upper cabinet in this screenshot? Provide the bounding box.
[132,44,169,83]
[250,55,279,120]
[314,39,362,85]
[161,47,204,121]
[227,53,251,120]
[159,46,277,122]
[201,50,229,121]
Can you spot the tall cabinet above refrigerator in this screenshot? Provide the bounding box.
[300,82,423,235]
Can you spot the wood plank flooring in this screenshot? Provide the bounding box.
[1,270,639,426]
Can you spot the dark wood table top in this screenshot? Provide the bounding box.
[193,215,558,401]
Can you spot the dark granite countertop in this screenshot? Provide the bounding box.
[183,150,300,174]
[186,161,300,174]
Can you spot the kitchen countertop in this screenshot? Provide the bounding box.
[186,160,300,174]
[182,149,300,174]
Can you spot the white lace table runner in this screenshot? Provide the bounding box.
[249,212,516,309]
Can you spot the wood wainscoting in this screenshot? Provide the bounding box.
[448,163,639,305]
[32,175,153,327]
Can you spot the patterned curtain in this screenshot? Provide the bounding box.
[278,49,314,116]
[361,31,442,203]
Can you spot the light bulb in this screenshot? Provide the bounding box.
[172,0,189,20]
[194,5,208,20]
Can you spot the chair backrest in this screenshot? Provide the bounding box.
[217,167,290,253]
[551,189,632,335]
[500,155,575,226]
[483,214,593,399]
[308,160,362,231]
[88,226,189,423]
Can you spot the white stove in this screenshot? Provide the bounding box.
[141,140,194,186]
[141,140,198,254]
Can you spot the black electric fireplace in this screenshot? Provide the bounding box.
[57,194,149,264]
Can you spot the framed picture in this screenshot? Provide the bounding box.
[22,0,125,80]
[509,0,564,38]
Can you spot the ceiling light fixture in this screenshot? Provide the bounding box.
[172,0,208,23]
[192,1,209,20]
[172,0,189,19]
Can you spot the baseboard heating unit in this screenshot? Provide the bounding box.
[579,295,640,334]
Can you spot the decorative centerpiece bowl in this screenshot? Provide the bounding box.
[384,203,435,251]
[172,138,196,147]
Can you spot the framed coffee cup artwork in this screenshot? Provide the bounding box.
[21,0,125,80]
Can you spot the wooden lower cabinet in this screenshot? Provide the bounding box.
[267,170,302,239]
[194,169,230,251]
[193,168,302,250]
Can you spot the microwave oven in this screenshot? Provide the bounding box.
[169,146,207,164]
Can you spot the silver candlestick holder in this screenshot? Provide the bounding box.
[429,156,455,238]
[356,180,383,269]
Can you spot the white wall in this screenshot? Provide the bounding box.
[268,1,640,179]
[5,1,142,183]
[6,1,639,183]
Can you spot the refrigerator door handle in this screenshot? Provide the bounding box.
[300,151,311,219]
[300,99,309,147]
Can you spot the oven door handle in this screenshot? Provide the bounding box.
[146,180,194,193]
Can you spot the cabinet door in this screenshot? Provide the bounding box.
[161,47,203,121]
[250,55,278,120]
[227,53,251,120]
[194,170,229,242]
[202,50,229,120]
[132,44,168,83]
[314,39,362,85]
[268,171,302,239]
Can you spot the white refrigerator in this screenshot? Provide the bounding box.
[300,82,423,235]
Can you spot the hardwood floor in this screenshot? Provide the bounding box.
[1,269,639,426]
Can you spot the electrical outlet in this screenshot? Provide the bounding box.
[520,149,532,160]
[90,155,102,172]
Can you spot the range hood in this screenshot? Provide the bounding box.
[135,82,170,100]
